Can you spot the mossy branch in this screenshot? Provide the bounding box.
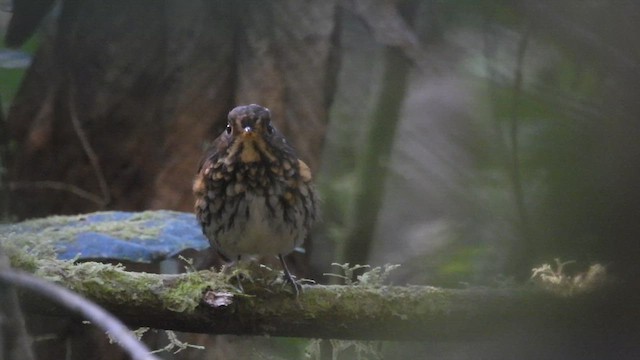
[3,249,624,341]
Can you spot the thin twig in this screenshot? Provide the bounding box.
[0,269,160,360]
[9,180,107,206]
[68,88,111,207]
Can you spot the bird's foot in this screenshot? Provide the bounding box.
[278,254,302,297]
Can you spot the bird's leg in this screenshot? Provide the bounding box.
[278,254,301,296]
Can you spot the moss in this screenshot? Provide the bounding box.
[5,245,235,314]
[163,270,235,313]
[3,215,239,315]
[4,245,587,341]
[163,273,208,312]
[57,261,236,312]
[128,211,174,222]
[63,262,137,301]
[306,284,455,322]
[3,243,41,272]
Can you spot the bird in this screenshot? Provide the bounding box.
[193,104,317,295]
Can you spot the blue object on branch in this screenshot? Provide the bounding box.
[0,211,210,263]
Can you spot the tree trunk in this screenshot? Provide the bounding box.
[7,0,337,218]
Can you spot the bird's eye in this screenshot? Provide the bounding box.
[225,124,232,134]
[266,124,275,135]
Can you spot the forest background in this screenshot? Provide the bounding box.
[1,1,639,359]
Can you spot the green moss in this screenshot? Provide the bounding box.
[64,262,134,298]
[163,270,236,313]
[163,273,208,312]
[5,244,236,314]
[3,242,41,272]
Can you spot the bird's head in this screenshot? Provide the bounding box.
[227,104,274,139]
[222,104,289,163]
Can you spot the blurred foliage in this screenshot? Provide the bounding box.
[1,28,38,222]
[438,245,487,280]
[0,35,38,108]
[326,0,640,287]
[465,1,639,282]
[0,67,23,109]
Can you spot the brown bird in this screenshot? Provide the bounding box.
[193,104,317,295]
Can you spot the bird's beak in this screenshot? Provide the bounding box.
[242,126,255,138]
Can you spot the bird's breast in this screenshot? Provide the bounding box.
[210,192,302,258]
